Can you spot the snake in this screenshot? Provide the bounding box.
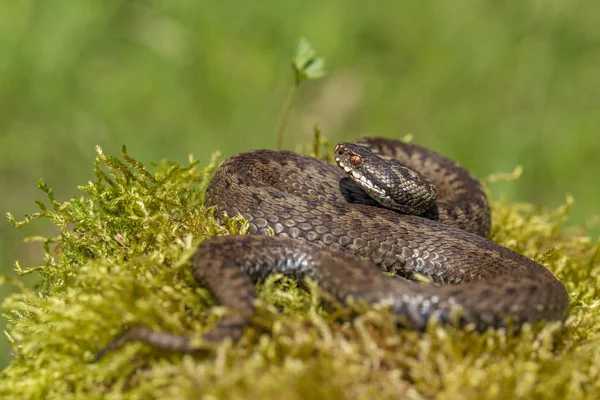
[97,137,569,357]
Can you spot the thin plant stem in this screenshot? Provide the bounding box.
[276,81,298,150]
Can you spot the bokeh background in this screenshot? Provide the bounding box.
[1,0,599,369]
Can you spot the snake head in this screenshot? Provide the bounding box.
[334,142,438,214]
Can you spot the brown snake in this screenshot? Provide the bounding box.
[97,137,569,357]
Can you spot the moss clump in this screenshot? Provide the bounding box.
[1,143,599,399]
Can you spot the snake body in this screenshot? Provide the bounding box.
[97,137,569,356]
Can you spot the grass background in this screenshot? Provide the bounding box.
[1,0,599,371]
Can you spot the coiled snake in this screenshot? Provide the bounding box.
[97,137,569,356]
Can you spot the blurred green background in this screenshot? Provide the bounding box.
[1,0,599,369]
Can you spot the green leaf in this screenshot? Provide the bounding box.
[293,37,327,83]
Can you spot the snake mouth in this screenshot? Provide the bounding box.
[340,162,386,196]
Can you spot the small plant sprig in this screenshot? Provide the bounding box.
[276,38,328,149]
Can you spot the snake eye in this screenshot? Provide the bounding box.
[350,155,362,166]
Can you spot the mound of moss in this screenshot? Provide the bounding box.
[1,141,599,399]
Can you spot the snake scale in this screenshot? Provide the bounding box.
[97,137,569,356]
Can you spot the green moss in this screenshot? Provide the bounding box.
[1,142,599,399]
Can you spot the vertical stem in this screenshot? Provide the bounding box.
[275,82,298,150]
[312,124,322,159]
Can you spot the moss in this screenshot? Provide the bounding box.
[1,140,599,399]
